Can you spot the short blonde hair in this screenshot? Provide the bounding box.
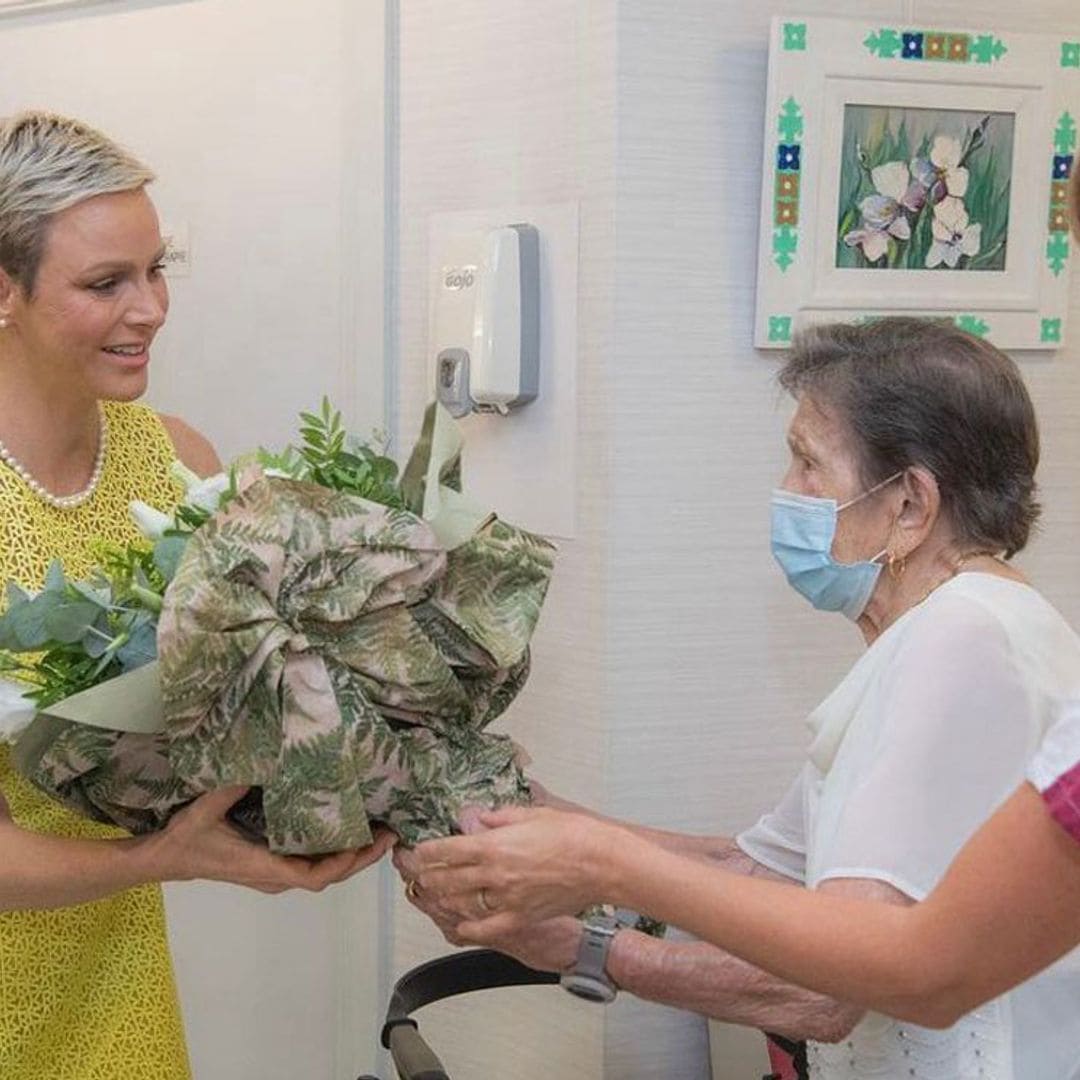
[1070,165,1080,242]
[0,111,154,292]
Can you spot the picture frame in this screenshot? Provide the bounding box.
[754,16,1080,350]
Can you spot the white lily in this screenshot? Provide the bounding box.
[0,678,36,744]
[129,500,173,541]
[169,461,230,513]
[929,135,969,199]
[926,196,982,269]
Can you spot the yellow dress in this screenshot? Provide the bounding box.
[0,401,191,1079]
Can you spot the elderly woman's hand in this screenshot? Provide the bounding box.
[395,820,583,970]
[407,805,624,936]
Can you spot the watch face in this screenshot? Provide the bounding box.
[560,972,617,1005]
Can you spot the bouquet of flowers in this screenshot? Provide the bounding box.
[0,400,555,854]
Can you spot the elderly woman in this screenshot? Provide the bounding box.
[406,316,1080,1079]
[0,111,392,1079]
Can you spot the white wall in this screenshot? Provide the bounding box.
[395,2,1080,1078]
[0,2,390,1077]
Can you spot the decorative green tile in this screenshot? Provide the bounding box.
[864,29,903,59]
[955,315,990,337]
[768,316,793,343]
[1041,317,1063,343]
[778,97,803,143]
[970,34,1007,64]
[1047,232,1070,276]
[1062,41,1080,68]
[1054,113,1077,155]
[783,23,807,51]
[773,226,798,271]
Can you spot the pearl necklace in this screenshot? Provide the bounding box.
[0,406,108,510]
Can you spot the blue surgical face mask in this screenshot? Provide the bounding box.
[770,473,903,621]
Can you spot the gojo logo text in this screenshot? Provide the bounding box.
[443,265,478,291]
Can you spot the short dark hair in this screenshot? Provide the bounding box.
[779,318,1040,558]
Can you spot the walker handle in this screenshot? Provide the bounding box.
[387,1020,449,1080]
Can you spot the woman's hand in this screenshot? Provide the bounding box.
[408,806,625,936]
[148,786,396,893]
[395,820,582,969]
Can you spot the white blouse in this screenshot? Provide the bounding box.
[737,573,1080,1080]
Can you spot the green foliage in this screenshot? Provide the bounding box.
[0,559,156,707]
[1,399,409,711]
[257,396,403,509]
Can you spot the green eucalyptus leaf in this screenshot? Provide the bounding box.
[153,535,189,582]
[44,559,67,593]
[9,592,61,648]
[83,630,113,659]
[116,620,157,670]
[43,598,102,644]
[5,581,31,607]
[71,580,113,609]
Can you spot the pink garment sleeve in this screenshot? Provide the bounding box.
[1040,763,1080,845]
[1027,700,1080,845]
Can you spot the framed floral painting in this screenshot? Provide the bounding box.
[754,17,1080,349]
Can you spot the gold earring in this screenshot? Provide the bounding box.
[887,551,906,580]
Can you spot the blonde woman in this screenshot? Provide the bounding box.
[0,112,391,1079]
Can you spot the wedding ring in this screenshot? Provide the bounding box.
[477,887,494,913]
[405,879,421,901]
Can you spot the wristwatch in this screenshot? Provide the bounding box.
[560,913,620,1004]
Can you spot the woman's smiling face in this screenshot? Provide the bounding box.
[2,187,168,403]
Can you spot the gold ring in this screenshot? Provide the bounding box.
[405,879,420,901]
[477,887,494,913]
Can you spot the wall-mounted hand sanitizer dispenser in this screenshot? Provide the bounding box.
[434,223,539,417]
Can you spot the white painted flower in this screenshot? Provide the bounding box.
[929,135,969,199]
[0,679,36,744]
[129,500,173,540]
[926,196,982,269]
[843,161,913,263]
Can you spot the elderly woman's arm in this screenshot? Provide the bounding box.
[408,812,914,1042]
[600,873,907,1041]
[414,784,1080,1030]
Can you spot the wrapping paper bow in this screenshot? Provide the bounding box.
[13,407,555,853]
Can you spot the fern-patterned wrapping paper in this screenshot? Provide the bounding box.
[14,430,555,854]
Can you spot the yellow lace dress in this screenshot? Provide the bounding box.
[0,401,191,1079]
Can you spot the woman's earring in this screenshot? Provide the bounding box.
[0,317,8,329]
[887,551,906,580]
